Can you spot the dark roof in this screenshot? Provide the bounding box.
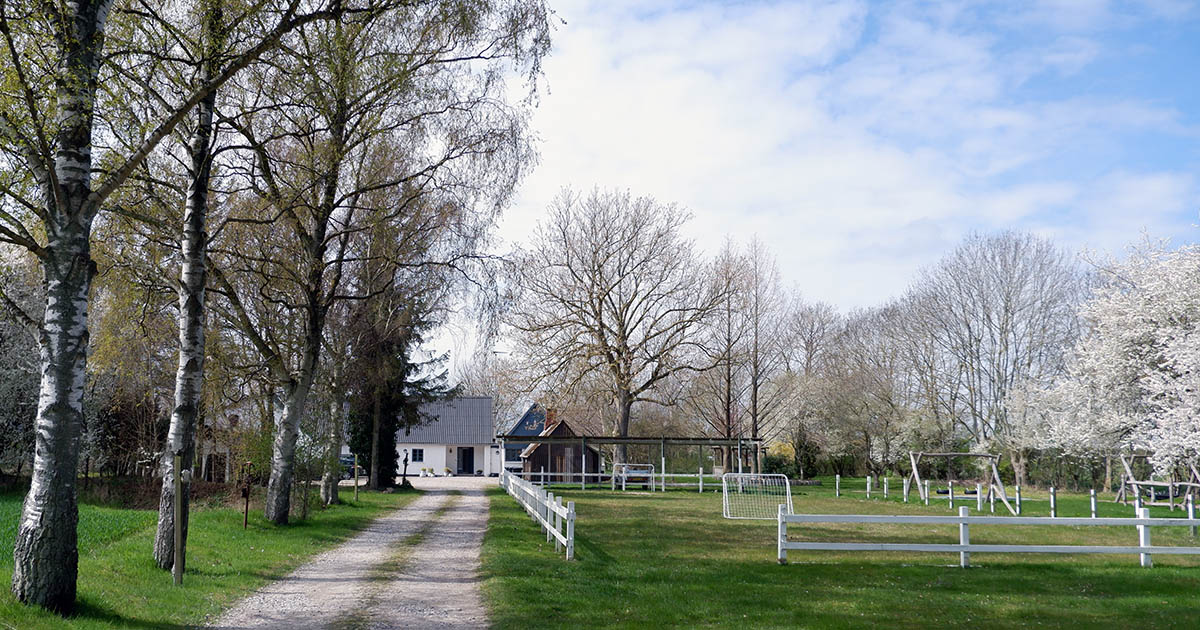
[396,397,494,445]
[519,420,598,459]
[507,403,546,437]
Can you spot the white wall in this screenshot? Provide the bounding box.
[397,442,502,476]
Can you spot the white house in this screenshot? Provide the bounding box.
[396,396,502,476]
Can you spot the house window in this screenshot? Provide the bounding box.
[412,448,424,463]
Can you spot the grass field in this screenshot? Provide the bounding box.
[0,486,419,629]
[481,476,1200,629]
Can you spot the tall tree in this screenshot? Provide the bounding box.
[0,0,359,611]
[510,188,724,463]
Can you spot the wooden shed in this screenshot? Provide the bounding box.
[520,416,603,483]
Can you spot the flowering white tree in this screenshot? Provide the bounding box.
[1027,242,1200,472]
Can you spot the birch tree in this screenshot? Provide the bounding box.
[510,188,723,463]
[0,0,367,611]
[213,2,546,523]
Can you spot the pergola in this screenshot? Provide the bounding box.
[496,434,764,482]
[907,451,1016,515]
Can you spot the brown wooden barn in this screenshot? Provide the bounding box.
[520,414,603,482]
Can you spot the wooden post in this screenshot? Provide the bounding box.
[698,466,703,493]
[989,486,995,513]
[866,476,872,499]
[835,474,840,497]
[173,453,183,586]
[1138,507,1152,568]
[958,506,970,568]
[546,491,553,542]
[883,477,889,499]
[1050,487,1057,518]
[777,503,787,565]
[1189,495,1196,537]
[948,480,954,510]
[581,438,587,490]
[976,483,983,511]
[1135,491,1143,512]
[1091,489,1098,518]
[903,477,910,503]
[354,454,359,501]
[924,480,930,506]
[661,451,666,493]
[566,501,576,560]
[540,466,545,486]
[554,496,563,552]
[1016,485,1022,515]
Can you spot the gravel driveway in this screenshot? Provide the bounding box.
[209,476,496,630]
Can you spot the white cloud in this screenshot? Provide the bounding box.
[492,0,1198,314]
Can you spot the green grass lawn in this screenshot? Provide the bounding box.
[0,486,418,629]
[481,477,1200,629]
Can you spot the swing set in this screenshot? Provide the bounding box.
[1114,453,1200,511]
[907,451,1017,515]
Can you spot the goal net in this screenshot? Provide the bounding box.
[722,473,793,520]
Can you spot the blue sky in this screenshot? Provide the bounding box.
[490,0,1200,314]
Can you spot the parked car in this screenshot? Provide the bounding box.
[339,455,364,480]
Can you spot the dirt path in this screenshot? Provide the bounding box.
[209,477,494,630]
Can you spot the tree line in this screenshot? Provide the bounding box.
[0,0,550,614]
[500,188,1183,493]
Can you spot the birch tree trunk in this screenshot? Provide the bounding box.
[264,374,315,524]
[11,0,110,613]
[320,395,342,505]
[153,81,216,569]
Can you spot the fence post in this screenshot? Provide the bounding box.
[611,470,615,491]
[835,474,840,497]
[777,504,788,565]
[554,496,563,552]
[948,481,954,510]
[924,480,930,506]
[566,501,576,561]
[1091,489,1098,518]
[1050,487,1057,518]
[1016,485,1022,515]
[903,477,910,503]
[699,467,703,493]
[958,506,970,568]
[1190,495,1197,537]
[661,455,667,492]
[976,483,983,511]
[989,486,995,513]
[867,476,872,500]
[546,491,553,542]
[540,466,545,486]
[1135,492,1143,512]
[1138,507,1152,568]
[884,477,889,499]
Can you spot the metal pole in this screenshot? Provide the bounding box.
[1050,487,1057,518]
[1091,489,1098,518]
[1138,507,1152,568]
[883,477,889,499]
[948,480,954,510]
[173,452,183,586]
[924,480,930,506]
[866,475,872,500]
[1016,485,1022,515]
[976,483,983,512]
[835,474,840,497]
[581,438,586,490]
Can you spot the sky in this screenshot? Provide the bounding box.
[490,0,1200,313]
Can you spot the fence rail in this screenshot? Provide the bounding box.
[777,506,1200,568]
[507,468,724,492]
[500,470,575,560]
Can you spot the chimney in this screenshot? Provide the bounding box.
[544,408,559,431]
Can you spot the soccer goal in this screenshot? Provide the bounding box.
[722,473,793,520]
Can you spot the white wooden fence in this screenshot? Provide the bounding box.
[500,470,575,560]
[777,505,1200,568]
[512,469,723,493]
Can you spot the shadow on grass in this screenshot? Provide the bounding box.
[68,599,190,630]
